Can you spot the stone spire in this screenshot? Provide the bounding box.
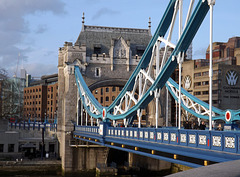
[82,12,85,31]
[148,17,151,36]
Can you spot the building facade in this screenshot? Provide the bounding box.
[1,77,25,120]
[181,37,240,120]
[57,14,154,171]
[23,74,58,122]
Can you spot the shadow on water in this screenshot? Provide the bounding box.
[5,168,171,177]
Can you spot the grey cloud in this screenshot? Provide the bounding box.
[193,47,207,59]
[35,25,48,34]
[0,0,65,73]
[25,63,57,77]
[92,8,119,20]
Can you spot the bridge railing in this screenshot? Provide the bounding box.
[9,122,57,132]
[106,127,240,154]
[74,125,240,154]
[75,125,99,134]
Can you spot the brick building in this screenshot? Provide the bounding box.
[23,74,58,122]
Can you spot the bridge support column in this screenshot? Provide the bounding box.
[61,131,74,173]
[72,145,108,171]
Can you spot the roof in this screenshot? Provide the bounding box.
[75,25,152,57]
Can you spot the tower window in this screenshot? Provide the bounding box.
[95,67,101,77]
[94,44,101,56]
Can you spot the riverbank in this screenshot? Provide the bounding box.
[0,159,61,176]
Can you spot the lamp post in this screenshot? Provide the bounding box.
[208,0,215,130]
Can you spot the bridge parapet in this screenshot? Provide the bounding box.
[9,122,57,132]
[74,125,240,155]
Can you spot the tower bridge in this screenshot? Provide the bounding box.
[55,0,240,174]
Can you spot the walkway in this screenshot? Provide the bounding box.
[166,159,240,177]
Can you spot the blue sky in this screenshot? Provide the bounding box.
[0,0,239,78]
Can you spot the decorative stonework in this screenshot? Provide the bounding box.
[113,37,128,59]
[58,21,152,171]
[134,131,137,138]
[126,130,129,137]
[157,132,162,140]
[144,132,148,139]
[84,25,149,34]
[189,134,196,144]
[171,133,176,142]
[121,130,124,136]
[199,135,207,145]
[150,132,154,139]
[130,131,133,137]
[164,133,168,141]
[212,136,221,147]
[140,131,143,138]
[225,137,235,148]
[180,134,186,143]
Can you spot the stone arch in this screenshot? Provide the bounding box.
[88,79,127,91]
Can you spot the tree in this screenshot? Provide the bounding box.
[0,68,24,120]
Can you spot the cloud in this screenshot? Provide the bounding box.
[25,63,58,77]
[0,0,65,75]
[92,8,119,20]
[193,47,207,59]
[35,24,48,34]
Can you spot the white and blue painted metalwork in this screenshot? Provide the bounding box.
[74,125,240,167]
[9,121,57,131]
[74,0,240,124]
[73,0,240,167]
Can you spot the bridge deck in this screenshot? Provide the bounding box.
[73,125,240,168]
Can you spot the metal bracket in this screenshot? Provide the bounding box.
[207,0,216,6]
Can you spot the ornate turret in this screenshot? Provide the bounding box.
[148,17,151,36]
[82,12,85,32]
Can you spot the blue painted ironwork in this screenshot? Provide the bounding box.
[73,0,240,167]
[9,121,57,132]
[74,0,213,122]
[166,77,240,123]
[74,125,240,167]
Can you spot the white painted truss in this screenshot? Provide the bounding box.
[77,80,100,116]
[166,80,217,118]
[112,0,196,118]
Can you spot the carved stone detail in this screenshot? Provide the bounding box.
[225,137,235,148]
[171,133,176,142]
[199,135,207,145]
[212,136,221,147]
[189,134,196,144]
[164,133,168,141]
[180,134,186,143]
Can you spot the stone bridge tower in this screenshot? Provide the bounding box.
[57,14,159,172]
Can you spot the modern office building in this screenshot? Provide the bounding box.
[181,37,240,118]
[1,77,25,120]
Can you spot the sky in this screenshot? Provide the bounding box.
[0,0,240,78]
